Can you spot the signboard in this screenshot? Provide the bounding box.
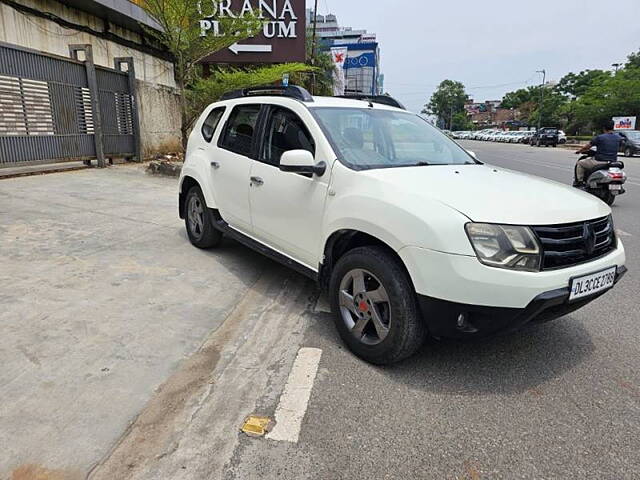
[199,0,306,64]
[613,116,637,130]
[344,53,376,70]
[330,47,348,96]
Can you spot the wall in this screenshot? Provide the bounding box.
[136,81,182,157]
[0,0,181,157]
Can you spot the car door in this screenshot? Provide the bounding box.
[248,104,330,269]
[213,103,262,233]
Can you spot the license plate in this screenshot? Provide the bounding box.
[569,267,616,301]
[609,184,622,191]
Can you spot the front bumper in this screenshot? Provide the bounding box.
[417,266,627,338]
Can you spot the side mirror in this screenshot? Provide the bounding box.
[466,150,478,160]
[279,150,326,177]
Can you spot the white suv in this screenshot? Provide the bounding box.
[179,86,626,365]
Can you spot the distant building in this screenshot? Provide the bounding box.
[465,99,523,128]
[306,9,382,95]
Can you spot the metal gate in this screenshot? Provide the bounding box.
[0,42,140,168]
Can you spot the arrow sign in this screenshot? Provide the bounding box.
[228,43,273,55]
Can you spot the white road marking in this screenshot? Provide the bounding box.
[266,347,322,443]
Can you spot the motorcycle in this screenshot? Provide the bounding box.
[574,150,627,206]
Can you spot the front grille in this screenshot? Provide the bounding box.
[531,216,616,270]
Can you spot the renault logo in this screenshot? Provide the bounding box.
[583,222,596,255]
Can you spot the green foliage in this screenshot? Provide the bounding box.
[556,70,610,98]
[451,112,473,131]
[627,49,640,69]
[569,66,640,134]
[423,80,470,130]
[500,87,539,109]
[137,0,263,146]
[190,63,316,118]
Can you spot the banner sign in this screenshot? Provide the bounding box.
[613,116,637,130]
[199,0,306,64]
[344,53,376,70]
[330,47,348,96]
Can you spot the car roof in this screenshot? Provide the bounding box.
[205,95,407,113]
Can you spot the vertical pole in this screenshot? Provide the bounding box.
[536,69,546,133]
[310,0,319,95]
[70,44,105,168]
[115,57,141,162]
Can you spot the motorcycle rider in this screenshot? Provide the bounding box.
[574,120,621,186]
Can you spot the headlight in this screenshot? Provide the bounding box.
[465,223,541,272]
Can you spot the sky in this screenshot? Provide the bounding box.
[306,0,640,113]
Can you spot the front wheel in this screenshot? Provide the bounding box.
[625,147,633,157]
[329,246,427,365]
[185,186,223,249]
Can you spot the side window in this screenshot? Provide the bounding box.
[201,107,225,143]
[261,107,315,166]
[219,104,261,157]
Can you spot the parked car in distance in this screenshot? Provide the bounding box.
[178,85,626,365]
[531,128,559,147]
[558,130,567,144]
[618,130,640,157]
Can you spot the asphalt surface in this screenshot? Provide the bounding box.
[226,141,640,480]
[2,145,639,480]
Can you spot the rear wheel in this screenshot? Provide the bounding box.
[329,246,427,365]
[185,186,223,249]
[602,191,616,206]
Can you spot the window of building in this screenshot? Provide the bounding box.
[219,105,261,157]
[261,107,315,166]
[201,107,225,143]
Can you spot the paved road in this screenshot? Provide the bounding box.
[2,145,639,480]
[226,142,640,480]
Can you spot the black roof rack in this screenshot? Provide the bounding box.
[220,85,314,102]
[337,94,406,110]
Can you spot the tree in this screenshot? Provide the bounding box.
[626,48,640,69]
[570,66,640,134]
[500,87,537,109]
[138,0,263,146]
[556,70,610,98]
[423,80,469,130]
[189,63,316,116]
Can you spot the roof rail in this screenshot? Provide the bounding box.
[220,85,314,102]
[337,94,406,110]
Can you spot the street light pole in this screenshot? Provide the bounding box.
[536,69,546,132]
[612,63,621,73]
[310,0,319,94]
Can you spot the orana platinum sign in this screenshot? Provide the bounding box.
[199,0,306,64]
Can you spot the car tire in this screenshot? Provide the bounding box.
[625,147,633,157]
[185,185,223,249]
[329,246,427,365]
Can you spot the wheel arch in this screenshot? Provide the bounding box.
[319,229,413,292]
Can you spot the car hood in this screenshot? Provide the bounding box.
[361,164,610,225]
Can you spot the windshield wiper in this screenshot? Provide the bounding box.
[414,161,431,166]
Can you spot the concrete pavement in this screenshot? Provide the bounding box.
[2,145,639,479]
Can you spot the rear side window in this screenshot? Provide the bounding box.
[201,107,225,143]
[219,105,261,157]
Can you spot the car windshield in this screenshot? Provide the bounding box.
[625,131,640,140]
[312,107,477,169]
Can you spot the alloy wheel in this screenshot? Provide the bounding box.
[338,269,391,346]
[187,195,205,241]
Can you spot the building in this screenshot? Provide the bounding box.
[465,99,524,128]
[0,0,181,167]
[306,9,382,95]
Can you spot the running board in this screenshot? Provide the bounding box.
[210,210,319,282]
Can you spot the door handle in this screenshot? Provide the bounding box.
[250,176,264,186]
[211,161,220,169]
